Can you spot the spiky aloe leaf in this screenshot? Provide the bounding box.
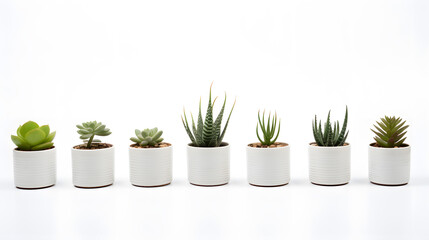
[181,112,196,145]
[202,85,214,146]
[218,98,236,146]
[195,98,204,146]
[209,93,227,146]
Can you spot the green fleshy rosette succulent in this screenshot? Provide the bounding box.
[130,128,164,146]
[11,121,56,151]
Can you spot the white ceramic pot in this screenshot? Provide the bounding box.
[308,143,351,186]
[247,144,290,187]
[187,143,230,186]
[13,147,56,189]
[72,145,114,188]
[129,145,173,187]
[368,144,410,186]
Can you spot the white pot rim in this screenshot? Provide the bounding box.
[71,144,114,152]
[308,142,350,149]
[368,143,410,149]
[187,142,229,149]
[13,146,56,153]
[246,142,290,150]
[129,144,172,151]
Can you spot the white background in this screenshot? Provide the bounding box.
[1,0,429,239]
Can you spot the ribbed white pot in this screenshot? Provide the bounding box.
[72,146,114,188]
[368,144,411,186]
[129,145,173,187]
[187,143,230,186]
[309,143,351,186]
[13,147,56,189]
[247,144,290,187]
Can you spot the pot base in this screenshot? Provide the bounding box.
[249,183,289,187]
[190,182,228,187]
[132,182,171,188]
[74,183,113,189]
[370,181,408,187]
[16,184,55,190]
[311,182,349,187]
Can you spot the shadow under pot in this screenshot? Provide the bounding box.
[72,144,114,188]
[129,144,173,187]
[246,143,290,187]
[368,143,410,186]
[187,142,230,186]
[13,147,56,189]
[308,143,351,186]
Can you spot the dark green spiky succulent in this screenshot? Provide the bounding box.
[256,110,281,146]
[312,107,349,147]
[131,128,164,146]
[371,116,408,148]
[182,83,236,147]
[11,121,56,151]
[76,121,111,148]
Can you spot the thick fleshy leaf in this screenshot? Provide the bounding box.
[11,135,29,149]
[46,131,56,142]
[20,121,39,136]
[94,125,106,133]
[80,134,92,139]
[31,142,54,151]
[152,131,163,141]
[17,125,23,138]
[40,125,50,136]
[130,137,140,143]
[96,131,111,136]
[78,129,91,135]
[24,128,46,146]
[142,130,149,138]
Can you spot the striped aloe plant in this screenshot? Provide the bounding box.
[182,83,236,147]
[312,107,349,147]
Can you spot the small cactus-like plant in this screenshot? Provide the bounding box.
[371,116,408,148]
[130,128,164,146]
[256,110,280,146]
[11,121,56,151]
[312,107,349,147]
[76,121,111,148]
[182,83,236,147]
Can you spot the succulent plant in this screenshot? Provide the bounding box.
[182,83,236,147]
[256,110,281,146]
[130,128,164,146]
[76,121,111,148]
[312,107,349,147]
[371,116,408,148]
[11,121,56,151]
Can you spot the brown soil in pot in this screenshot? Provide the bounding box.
[248,142,288,148]
[130,142,171,149]
[310,142,349,147]
[370,143,409,148]
[14,146,55,152]
[73,143,113,150]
